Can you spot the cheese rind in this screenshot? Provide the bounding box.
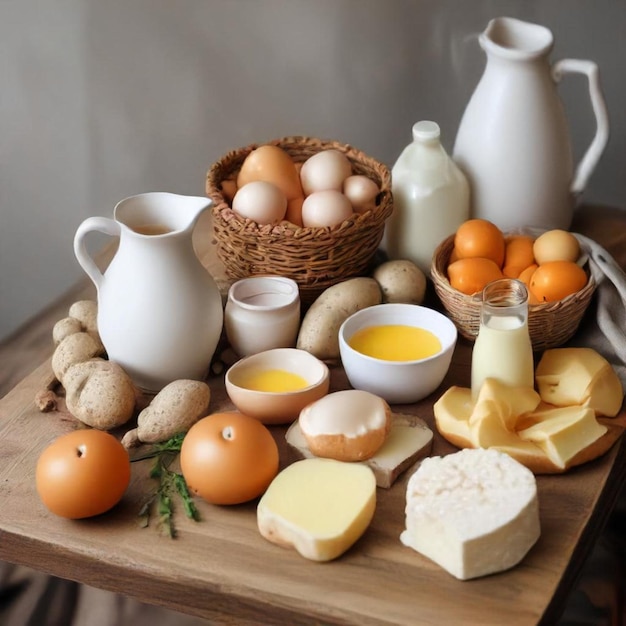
[400,448,540,580]
[257,458,376,561]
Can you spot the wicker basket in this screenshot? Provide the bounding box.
[206,136,393,304]
[431,234,596,351]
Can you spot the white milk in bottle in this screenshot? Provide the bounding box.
[383,121,470,274]
[471,278,534,398]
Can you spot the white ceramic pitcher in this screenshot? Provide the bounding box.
[74,192,224,391]
[453,17,609,231]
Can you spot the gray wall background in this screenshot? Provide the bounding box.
[1,0,624,342]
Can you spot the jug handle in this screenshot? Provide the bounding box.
[552,59,610,197]
[73,216,121,290]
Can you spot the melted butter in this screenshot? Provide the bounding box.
[236,368,309,393]
[348,324,441,361]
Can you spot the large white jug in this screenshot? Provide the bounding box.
[74,192,224,391]
[453,17,609,231]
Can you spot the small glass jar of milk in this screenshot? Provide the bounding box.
[470,278,534,398]
[225,276,301,357]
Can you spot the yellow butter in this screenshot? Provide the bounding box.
[257,458,376,561]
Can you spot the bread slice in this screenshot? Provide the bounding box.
[286,413,433,488]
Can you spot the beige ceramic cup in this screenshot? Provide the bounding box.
[225,276,300,357]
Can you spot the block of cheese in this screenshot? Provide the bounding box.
[400,448,540,580]
[535,348,624,416]
[517,406,608,469]
[257,458,376,561]
[286,413,433,488]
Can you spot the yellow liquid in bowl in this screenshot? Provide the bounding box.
[236,368,309,393]
[348,324,441,361]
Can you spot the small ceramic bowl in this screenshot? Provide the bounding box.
[338,303,458,404]
[225,348,330,424]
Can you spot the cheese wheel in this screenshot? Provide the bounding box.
[298,389,392,461]
[257,458,376,561]
[400,448,540,580]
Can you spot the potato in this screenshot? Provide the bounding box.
[51,332,105,383]
[296,277,382,361]
[68,300,98,334]
[64,358,136,429]
[122,379,211,448]
[372,259,427,305]
[52,317,83,345]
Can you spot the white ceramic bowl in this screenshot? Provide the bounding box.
[338,304,457,404]
[225,348,330,424]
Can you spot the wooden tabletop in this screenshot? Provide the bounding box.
[1,207,625,625]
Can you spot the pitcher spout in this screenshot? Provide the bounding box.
[114,192,212,235]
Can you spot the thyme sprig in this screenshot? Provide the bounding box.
[132,433,199,538]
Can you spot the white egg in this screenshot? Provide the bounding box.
[343,175,380,213]
[299,150,353,195]
[232,181,287,225]
[301,190,354,228]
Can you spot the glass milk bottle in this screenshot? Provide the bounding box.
[384,121,470,275]
[471,278,534,398]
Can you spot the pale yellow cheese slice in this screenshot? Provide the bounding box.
[517,405,608,469]
[257,458,376,562]
[535,348,624,416]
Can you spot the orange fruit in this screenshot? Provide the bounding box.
[529,261,588,303]
[447,257,504,295]
[454,219,506,267]
[503,235,535,278]
[180,412,279,505]
[517,264,541,305]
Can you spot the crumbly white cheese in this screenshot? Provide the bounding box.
[400,448,540,580]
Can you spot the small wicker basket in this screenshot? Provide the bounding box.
[206,136,393,304]
[431,234,596,351]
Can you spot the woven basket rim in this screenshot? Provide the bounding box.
[206,135,393,237]
[430,233,597,349]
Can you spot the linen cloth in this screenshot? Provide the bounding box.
[570,233,626,388]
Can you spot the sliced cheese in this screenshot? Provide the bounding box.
[400,448,540,580]
[468,379,541,448]
[472,378,541,430]
[257,458,376,561]
[285,414,432,488]
[433,386,473,447]
[517,406,608,469]
[535,348,624,416]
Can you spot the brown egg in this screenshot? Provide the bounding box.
[237,145,303,201]
[533,229,581,264]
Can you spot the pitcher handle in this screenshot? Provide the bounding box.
[552,59,610,196]
[73,216,121,290]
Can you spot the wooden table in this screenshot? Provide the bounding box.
[1,208,625,625]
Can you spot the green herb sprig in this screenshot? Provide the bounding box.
[132,433,199,538]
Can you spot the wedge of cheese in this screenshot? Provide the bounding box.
[257,458,376,561]
[400,448,540,580]
[517,406,608,469]
[535,348,624,416]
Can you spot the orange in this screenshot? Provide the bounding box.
[517,264,541,305]
[447,257,504,295]
[503,235,536,278]
[454,219,506,267]
[180,412,279,505]
[529,261,588,303]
